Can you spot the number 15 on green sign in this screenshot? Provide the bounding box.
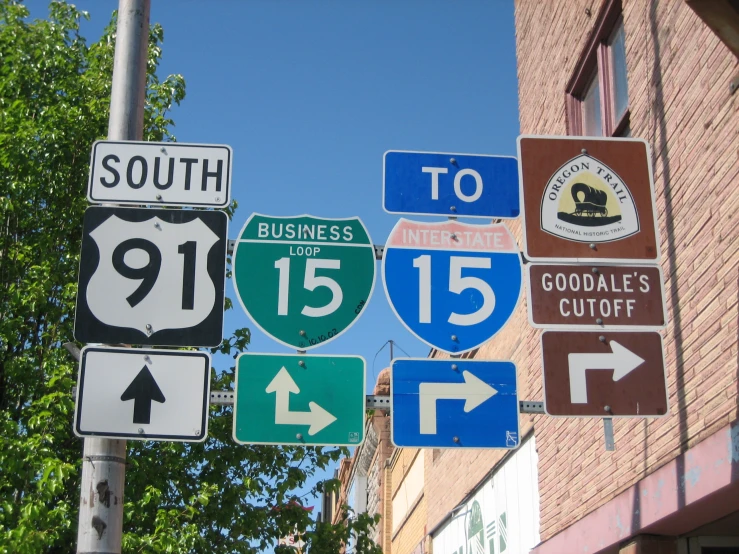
[233,214,376,350]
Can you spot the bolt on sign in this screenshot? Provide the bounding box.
[233,353,366,447]
[382,219,522,354]
[540,331,668,417]
[526,264,667,329]
[87,141,232,208]
[517,136,660,262]
[74,346,211,441]
[383,150,520,218]
[390,358,520,449]
[74,206,227,347]
[232,214,376,350]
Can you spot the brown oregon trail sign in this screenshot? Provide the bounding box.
[517,136,659,263]
[526,264,667,329]
[541,331,667,417]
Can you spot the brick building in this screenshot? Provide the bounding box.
[512,0,738,552]
[330,369,396,553]
[331,1,738,553]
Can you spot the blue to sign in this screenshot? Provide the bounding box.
[382,219,522,354]
[391,358,520,449]
[383,150,519,218]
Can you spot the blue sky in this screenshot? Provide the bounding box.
[25,0,520,536]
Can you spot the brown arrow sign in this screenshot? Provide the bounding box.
[541,331,668,417]
[526,264,667,329]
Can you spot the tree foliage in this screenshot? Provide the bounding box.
[0,2,381,552]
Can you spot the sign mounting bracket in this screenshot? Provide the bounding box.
[208,391,543,413]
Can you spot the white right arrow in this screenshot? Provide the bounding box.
[568,341,645,404]
[265,367,337,435]
[418,370,498,435]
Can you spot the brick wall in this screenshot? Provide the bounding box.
[333,457,352,525]
[383,464,394,552]
[367,414,393,546]
[511,0,738,543]
[390,449,427,554]
[391,494,427,554]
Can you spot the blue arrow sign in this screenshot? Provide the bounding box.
[383,150,519,218]
[391,358,519,449]
[382,219,522,354]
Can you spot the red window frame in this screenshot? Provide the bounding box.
[565,0,630,137]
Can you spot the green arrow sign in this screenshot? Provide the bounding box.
[233,353,366,446]
[233,214,376,350]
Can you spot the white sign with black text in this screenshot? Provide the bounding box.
[74,206,227,347]
[87,140,232,207]
[74,346,211,442]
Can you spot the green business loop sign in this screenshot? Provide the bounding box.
[233,214,376,350]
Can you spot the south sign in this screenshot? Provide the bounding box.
[88,141,232,208]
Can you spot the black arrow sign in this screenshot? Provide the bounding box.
[120,366,166,424]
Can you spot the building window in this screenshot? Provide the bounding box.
[566,0,630,137]
[609,22,629,123]
[581,72,602,136]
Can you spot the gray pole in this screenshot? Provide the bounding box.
[76,1,150,552]
[389,340,394,362]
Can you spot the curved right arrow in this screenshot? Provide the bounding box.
[418,370,498,434]
[568,341,645,404]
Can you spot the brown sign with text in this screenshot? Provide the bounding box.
[527,264,666,329]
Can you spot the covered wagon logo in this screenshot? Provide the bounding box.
[540,154,639,243]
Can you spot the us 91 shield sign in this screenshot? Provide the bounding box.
[383,219,522,354]
[233,214,376,350]
[74,206,227,347]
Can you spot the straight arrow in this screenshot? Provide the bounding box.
[265,367,337,436]
[418,371,497,435]
[120,366,166,424]
[568,341,645,404]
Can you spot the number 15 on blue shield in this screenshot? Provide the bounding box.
[382,219,522,354]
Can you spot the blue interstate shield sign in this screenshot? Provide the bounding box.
[382,219,522,354]
[383,150,519,218]
[391,358,520,449]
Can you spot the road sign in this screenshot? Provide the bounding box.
[517,136,659,262]
[233,353,366,446]
[88,141,232,207]
[526,263,667,329]
[74,346,211,441]
[74,206,227,346]
[541,331,667,417]
[382,219,522,354]
[391,358,520,449]
[383,150,519,218]
[233,214,376,350]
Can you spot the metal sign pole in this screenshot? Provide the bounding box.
[76,1,150,552]
[603,418,616,451]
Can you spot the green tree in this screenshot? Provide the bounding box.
[0,2,381,552]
